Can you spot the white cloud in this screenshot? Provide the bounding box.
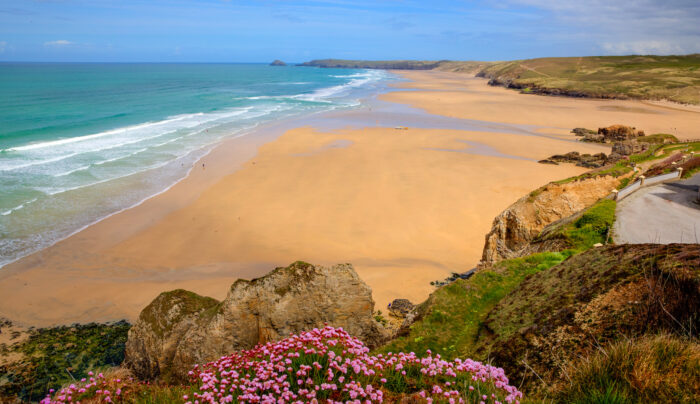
[44,40,73,46]
[0,41,6,53]
[601,41,685,55]
[499,0,700,55]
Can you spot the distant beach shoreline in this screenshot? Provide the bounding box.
[2,70,699,327]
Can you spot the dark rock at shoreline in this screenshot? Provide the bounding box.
[571,127,597,137]
[430,268,476,287]
[483,77,610,99]
[538,151,609,168]
[124,262,388,382]
[387,299,415,318]
[270,60,287,66]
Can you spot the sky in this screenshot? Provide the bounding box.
[1,0,699,62]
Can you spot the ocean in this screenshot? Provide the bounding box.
[0,63,390,267]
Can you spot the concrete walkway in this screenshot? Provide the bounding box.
[614,173,700,244]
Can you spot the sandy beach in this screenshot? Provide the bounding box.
[2,70,697,327]
[385,71,700,141]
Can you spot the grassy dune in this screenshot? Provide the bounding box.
[473,54,700,104]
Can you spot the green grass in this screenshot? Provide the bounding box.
[376,250,571,360]
[638,133,679,144]
[564,199,616,250]
[556,334,700,404]
[376,197,618,391]
[551,162,632,186]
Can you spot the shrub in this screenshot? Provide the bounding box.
[644,152,684,176]
[680,156,700,178]
[555,334,700,404]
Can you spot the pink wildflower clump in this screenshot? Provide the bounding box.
[188,326,522,403]
[40,371,135,404]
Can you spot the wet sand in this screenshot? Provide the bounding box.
[4,70,695,327]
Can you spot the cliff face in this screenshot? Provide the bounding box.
[481,175,621,264]
[124,262,388,382]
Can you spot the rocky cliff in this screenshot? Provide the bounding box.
[124,262,388,382]
[480,175,622,264]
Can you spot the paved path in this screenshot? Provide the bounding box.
[614,173,700,244]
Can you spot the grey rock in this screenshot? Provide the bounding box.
[125,262,388,382]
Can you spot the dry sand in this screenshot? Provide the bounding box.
[2,70,695,327]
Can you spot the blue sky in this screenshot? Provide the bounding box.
[1,0,699,62]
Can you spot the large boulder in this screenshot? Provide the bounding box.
[610,139,648,158]
[597,124,645,142]
[124,262,388,382]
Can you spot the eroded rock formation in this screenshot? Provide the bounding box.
[480,175,622,264]
[581,124,645,143]
[124,262,388,382]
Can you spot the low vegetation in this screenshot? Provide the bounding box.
[43,327,523,403]
[476,54,700,104]
[556,334,700,404]
[0,321,130,402]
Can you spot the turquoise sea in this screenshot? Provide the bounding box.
[0,63,390,267]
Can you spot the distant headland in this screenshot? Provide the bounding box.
[300,54,700,105]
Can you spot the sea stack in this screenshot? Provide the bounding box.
[270,59,286,66]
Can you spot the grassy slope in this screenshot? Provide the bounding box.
[475,54,700,104]
[558,334,700,404]
[379,199,616,360]
[378,193,700,402]
[0,321,130,402]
